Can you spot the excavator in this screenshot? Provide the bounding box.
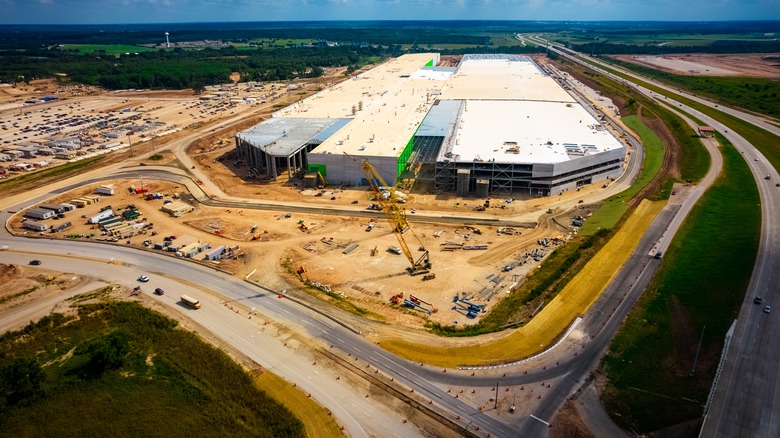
[345,152,431,276]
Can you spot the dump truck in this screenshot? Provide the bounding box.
[180,294,201,309]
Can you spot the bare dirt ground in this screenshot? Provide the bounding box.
[11,174,583,330]
[6,62,609,332]
[614,53,780,78]
[0,263,84,312]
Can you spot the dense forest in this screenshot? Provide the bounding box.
[0,45,396,89]
[1,20,778,89]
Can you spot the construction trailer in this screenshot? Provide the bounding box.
[89,209,113,224]
[24,208,55,220]
[58,203,77,212]
[95,185,115,195]
[38,204,66,213]
[178,242,211,258]
[204,246,226,261]
[23,221,48,232]
[160,201,195,218]
[50,222,72,233]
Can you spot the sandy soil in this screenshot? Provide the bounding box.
[615,53,780,78]
[0,262,84,312]
[11,173,586,330]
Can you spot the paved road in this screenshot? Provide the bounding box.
[534,36,780,438]
[5,47,773,436]
[0,242,427,438]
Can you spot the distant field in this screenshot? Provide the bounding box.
[60,44,157,54]
[551,33,775,48]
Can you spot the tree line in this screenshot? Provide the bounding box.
[0,45,400,90]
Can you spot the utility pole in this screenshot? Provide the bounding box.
[494,381,498,410]
[127,134,134,157]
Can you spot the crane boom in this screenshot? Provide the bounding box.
[344,152,430,275]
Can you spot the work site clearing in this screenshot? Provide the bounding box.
[8,174,607,330]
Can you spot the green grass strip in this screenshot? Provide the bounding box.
[579,116,663,234]
[600,135,760,432]
[0,156,105,195]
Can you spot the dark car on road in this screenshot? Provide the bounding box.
[29,260,41,265]
[154,288,165,295]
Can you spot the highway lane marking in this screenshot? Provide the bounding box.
[530,414,551,426]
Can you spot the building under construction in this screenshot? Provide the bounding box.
[235,53,625,196]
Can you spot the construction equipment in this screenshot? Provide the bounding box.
[345,152,430,275]
[390,292,404,304]
[459,298,484,312]
[403,298,432,315]
[316,170,328,187]
[409,294,438,313]
[453,302,479,318]
[298,219,309,232]
[422,273,436,281]
[370,246,378,257]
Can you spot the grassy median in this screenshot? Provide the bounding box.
[580,116,664,234]
[601,137,760,432]
[381,200,665,367]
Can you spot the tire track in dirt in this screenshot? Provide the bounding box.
[467,212,570,267]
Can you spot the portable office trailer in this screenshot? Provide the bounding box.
[160,201,195,218]
[70,199,87,208]
[39,204,66,213]
[88,209,113,224]
[50,222,72,233]
[177,242,202,258]
[96,185,115,195]
[25,208,55,220]
[59,203,76,211]
[204,246,226,260]
[23,221,49,232]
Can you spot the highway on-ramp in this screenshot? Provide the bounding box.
[534,37,780,437]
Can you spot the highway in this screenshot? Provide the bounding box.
[0,107,719,438]
[3,44,777,436]
[532,36,780,437]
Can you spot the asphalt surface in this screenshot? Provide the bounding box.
[534,37,780,438]
[4,47,775,436]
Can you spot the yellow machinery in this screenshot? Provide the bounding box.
[316,170,328,186]
[344,153,431,275]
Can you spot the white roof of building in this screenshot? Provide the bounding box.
[275,53,440,120]
[272,53,623,162]
[307,53,446,157]
[440,54,575,102]
[439,100,623,164]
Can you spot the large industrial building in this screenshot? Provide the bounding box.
[235,53,625,196]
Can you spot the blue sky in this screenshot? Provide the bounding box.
[3,0,779,24]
